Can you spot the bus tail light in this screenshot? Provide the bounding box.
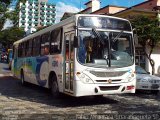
[127,85,135,90]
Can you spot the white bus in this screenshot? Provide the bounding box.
[12,14,136,97]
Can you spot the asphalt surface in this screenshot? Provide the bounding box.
[0,62,160,120]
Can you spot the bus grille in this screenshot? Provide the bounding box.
[96,79,122,83]
[99,86,120,91]
[90,71,127,77]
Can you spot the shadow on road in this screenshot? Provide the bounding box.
[122,90,160,100]
[0,76,118,108]
[2,67,10,71]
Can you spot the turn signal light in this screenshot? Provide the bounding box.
[127,85,135,90]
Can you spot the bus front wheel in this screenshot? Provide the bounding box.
[151,90,159,95]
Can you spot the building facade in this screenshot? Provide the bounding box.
[80,0,100,14]
[19,0,56,33]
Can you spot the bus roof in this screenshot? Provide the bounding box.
[13,14,130,46]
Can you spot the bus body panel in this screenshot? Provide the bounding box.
[13,56,49,87]
[48,54,63,91]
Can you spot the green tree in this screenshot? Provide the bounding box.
[0,0,11,30]
[131,15,160,75]
[0,27,25,48]
[0,0,26,49]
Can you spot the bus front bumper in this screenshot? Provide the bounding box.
[74,80,135,97]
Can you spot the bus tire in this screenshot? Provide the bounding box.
[21,70,26,86]
[49,74,60,98]
[151,90,159,95]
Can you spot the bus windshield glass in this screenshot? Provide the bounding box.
[77,30,134,68]
[78,16,131,31]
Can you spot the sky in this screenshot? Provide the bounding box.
[49,0,146,22]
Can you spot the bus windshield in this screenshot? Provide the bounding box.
[77,30,134,68]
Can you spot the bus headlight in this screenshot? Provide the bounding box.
[126,72,135,82]
[77,73,94,84]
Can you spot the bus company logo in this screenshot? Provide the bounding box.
[52,60,58,67]
[108,79,112,83]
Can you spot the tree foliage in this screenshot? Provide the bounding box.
[131,15,160,74]
[0,0,27,29]
[0,0,11,4]
[0,27,25,47]
[0,0,11,30]
[0,0,26,49]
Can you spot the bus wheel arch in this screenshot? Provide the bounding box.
[48,71,60,97]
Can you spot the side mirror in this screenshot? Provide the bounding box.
[73,36,79,48]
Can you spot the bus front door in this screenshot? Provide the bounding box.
[12,46,18,77]
[64,32,75,93]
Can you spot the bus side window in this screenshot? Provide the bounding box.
[22,42,25,57]
[18,44,21,58]
[41,35,45,55]
[50,28,62,54]
[33,36,40,56]
[25,41,29,57]
[28,39,33,57]
[41,32,50,55]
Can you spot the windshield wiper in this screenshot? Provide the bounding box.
[92,28,105,45]
[112,30,124,42]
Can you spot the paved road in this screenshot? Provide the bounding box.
[0,63,160,120]
[0,62,10,75]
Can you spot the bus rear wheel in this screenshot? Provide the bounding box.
[21,70,26,86]
[50,76,60,98]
